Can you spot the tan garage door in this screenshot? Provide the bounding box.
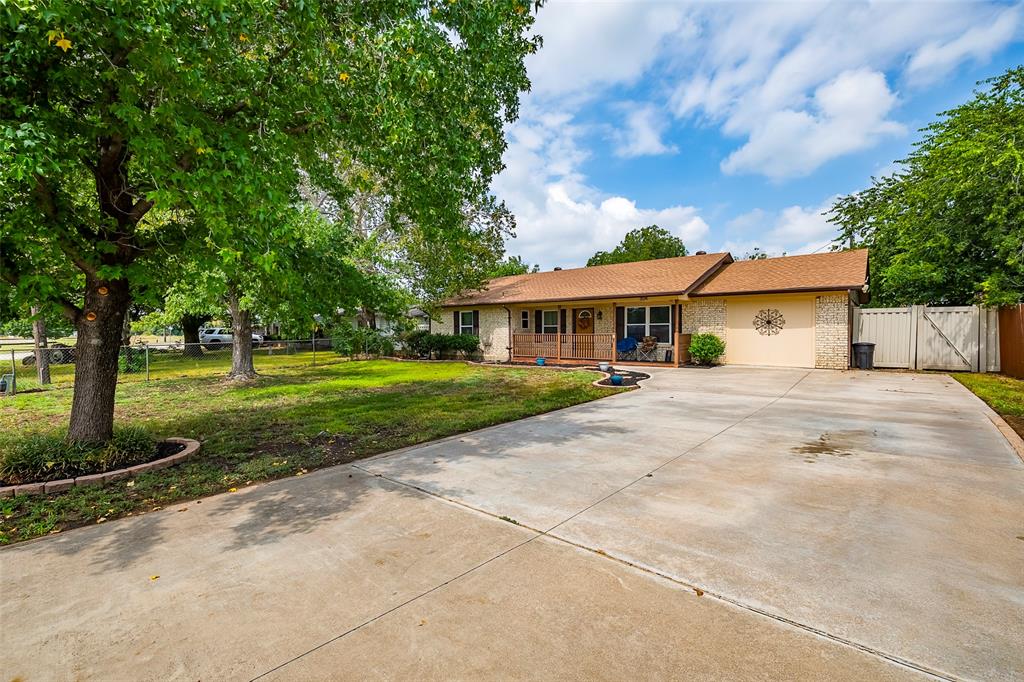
[725,295,815,368]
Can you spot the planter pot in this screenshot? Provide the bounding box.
[536,357,546,366]
[598,362,611,372]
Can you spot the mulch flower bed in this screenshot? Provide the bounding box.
[595,369,650,387]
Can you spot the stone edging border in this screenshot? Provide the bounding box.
[0,437,201,498]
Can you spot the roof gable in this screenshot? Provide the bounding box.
[444,252,731,306]
[690,249,868,296]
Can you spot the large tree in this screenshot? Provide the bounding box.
[1,1,539,441]
[829,67,1024,307]
[587,225,688,267]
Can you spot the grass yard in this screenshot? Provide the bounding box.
[9,344,344,389]
[953,373,1024,438]
[0,360,615,544]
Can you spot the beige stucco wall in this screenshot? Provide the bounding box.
[814,293,850,369]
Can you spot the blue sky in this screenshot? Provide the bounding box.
[494,0,1024,270]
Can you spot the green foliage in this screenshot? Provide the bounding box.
[331,325,395,357]
[488,255,539,277]
[118,348,146,374]
[587,225,688,267]
[0,0,541,439]
[401,331,479,357]
[688,333,725,365]
[829,67,1024,306]
[0,426,156,484]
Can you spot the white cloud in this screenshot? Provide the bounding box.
[526,0,690,99]
[907,6,1021,84]
[720,199,840,257]
[491,1,1022,268]
[668,1,1021,177]
[494,112,708,270]
[721,69,905,179]
[612,103,678,158]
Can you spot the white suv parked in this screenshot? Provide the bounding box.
[198,327,263,349]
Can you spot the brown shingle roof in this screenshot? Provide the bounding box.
[443,252,731,306]
[690,249,868,296]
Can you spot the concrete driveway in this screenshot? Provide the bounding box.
[2,366,1021,681]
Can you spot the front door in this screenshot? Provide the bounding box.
[572,308,596,358]
[574,308,595,334]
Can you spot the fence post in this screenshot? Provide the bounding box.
[311,334,316,366]
[10,349,15,395]
[145,343,150,381]
[908,305,921,371]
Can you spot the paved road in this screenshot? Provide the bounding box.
[2,366,1021,681]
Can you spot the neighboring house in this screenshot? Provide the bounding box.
[406,307,431,332]
[435,250,869,369]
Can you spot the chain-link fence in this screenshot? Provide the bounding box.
[1,338,359,394]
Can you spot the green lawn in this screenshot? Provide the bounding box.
[953,372,1024,438]
[0,360,615,544]
[9,344,342,389]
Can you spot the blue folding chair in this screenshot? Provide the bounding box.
[616,337,638,361]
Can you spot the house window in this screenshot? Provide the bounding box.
[626,305,671,343]
[541,310,559,334]
[521,310,529,330]
[459,311,475,335]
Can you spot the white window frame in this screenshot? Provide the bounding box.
[541,309,559,334]
[458,310,475,335]
[520,310,529,330]
[625,305,671,343]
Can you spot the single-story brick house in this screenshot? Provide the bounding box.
[433,249,869,369]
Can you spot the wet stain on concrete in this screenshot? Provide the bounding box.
[792,430,874,462]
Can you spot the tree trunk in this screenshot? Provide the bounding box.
[121,313,133,347]
[181,314,205,346]
[226,287,257,381]
[30,306,51,385]
[68,277,130,443]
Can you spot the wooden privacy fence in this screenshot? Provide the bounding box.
[999,304,1024,379]
[853,305,999,372]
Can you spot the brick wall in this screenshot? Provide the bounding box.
[814,294,849,369]
[681,298,726,338]
[434,307,510,362]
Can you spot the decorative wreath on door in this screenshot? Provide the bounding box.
[753,308,786,336]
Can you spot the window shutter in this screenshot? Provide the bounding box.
[534,310,542,333]
[560,309,567,334]
[472,310,480,336]
[615,306,625,339]
[571,309,578,333]
[453,310,459,335]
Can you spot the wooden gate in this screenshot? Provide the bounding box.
[999,304,1024,379]
[853,305,999,372]
[917,307,978,371]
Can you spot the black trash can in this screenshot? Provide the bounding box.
[852,342,876,370]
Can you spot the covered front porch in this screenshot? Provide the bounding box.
[508,299,690,366]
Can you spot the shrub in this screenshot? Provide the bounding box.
[0,426,158,484]
[401,329,432,356]
[331,325,395,357]
[118,347,146,374]
[688,333,725,365]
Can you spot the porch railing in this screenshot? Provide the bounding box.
[512,333,614,361]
